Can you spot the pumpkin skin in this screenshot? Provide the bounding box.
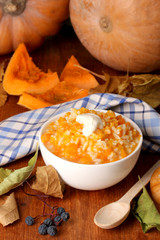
[150,166,160,204]
[0,0,69,54]
[70,0,160,73]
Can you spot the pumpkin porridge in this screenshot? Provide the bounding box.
[41,108,141,164]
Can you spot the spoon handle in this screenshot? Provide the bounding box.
[119,160,160,203]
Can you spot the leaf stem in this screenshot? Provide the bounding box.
[22,180,54,210]
[74,64,106,81]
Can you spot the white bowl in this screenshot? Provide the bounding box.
[39,110,143,191]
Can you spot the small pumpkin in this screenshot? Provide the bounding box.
[3,43,59,95]
[150,166,160,204]
[0,0,69,54]
[70,0,160,73]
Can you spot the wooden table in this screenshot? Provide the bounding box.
[0,24,160,240]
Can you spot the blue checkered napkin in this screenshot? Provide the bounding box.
[0,93,160,166]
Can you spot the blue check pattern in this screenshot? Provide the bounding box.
[0,93,160,166]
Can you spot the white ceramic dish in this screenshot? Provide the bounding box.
[39,110,143,191]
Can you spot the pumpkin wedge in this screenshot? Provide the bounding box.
[18,81,89,110]
[18,93,52,110]
[36,81,89,104]
[60,55,99,89]
[3,43,59,95]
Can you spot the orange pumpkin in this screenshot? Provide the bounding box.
[150,166,160,204]
[70,0,160,73]
[0,0,69,54]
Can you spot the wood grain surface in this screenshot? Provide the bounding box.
[0,24,160,240]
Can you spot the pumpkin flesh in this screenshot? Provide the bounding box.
[33,81,89,104]
[18,82,89,110]
[60,55,99,89]
[70,0,160,73]
[3,42,97,110]
[18,92,53,110]
[3,43,59,95]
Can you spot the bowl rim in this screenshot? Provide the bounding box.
[39,109,143,168]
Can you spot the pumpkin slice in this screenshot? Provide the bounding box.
[3,43,59,95]
[36,81,89,104]
[18,81,89,110]
[60,55,99,89]
[18,93,52,110]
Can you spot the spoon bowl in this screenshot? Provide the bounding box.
[94,201,130,229]
[94,160,160,229]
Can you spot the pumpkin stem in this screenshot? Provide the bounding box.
[0,0,26,16]
[99,17,112,33]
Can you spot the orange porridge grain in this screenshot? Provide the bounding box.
[41,108,141,164]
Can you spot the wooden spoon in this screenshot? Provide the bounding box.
[94,160,160,229]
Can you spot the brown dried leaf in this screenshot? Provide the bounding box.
[108,75,123,93]
[116,77,132,96]
[130,74,157,85]
[31,165,65,199]
[89,73,110,94]
[0,60,8,106]
[0,192,20,226]
[130,78,160,108]
[74,64,160,108]
[0,83,7,107]
[89,74,129,95]
[0,61,5,82]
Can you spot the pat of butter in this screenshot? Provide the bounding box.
[76,113,103,137]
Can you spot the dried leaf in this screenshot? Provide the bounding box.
[117,78,131,95]
[89,73,110,94]
[0,60,7,106]
[0,61,5,82]
[0,145,38,196]
[130,78,160,108]
[84,64,160,108]
[0,83,7,107]
[31,165,65,199]
[0,192,19,226]
[108,76,124,93]
[131,74,157,85]
[106,74,160,107]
